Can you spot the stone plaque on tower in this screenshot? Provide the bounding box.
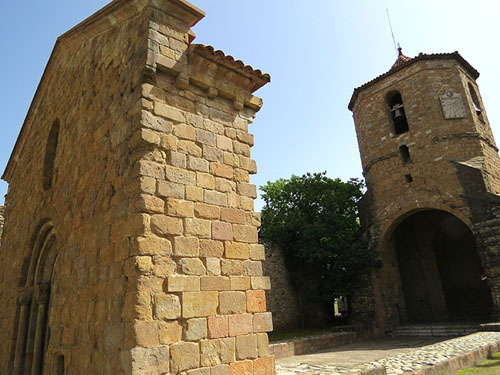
[440,90,466,119]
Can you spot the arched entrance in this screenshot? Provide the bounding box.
[392,210,492,322]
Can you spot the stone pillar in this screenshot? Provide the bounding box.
[121,1,273,374]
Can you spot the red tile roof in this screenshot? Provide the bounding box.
[348,51,479,110]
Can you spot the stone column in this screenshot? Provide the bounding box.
[13,289,33,375]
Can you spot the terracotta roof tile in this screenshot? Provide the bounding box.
[191,44,270,92]
[348,51,479,110]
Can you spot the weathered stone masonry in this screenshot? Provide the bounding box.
[349,51,500,333]
[0,206,4,245]
[0,1,273,374]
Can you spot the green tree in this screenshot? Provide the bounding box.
[260,172,378,326]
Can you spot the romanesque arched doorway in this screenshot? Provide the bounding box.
[392,210,492,322]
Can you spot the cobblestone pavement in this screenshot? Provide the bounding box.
[276,332,500,375]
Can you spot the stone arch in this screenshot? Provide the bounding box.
[11,220,58,375]
[384,209,492,323]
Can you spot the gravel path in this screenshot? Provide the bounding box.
[276,332,500,375]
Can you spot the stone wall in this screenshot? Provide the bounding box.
[349,53,500,333]
[0,206,4,245]
[262,241,301,331]
[0,1,273,374]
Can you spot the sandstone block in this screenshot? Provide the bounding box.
[211,364,230,375]
[206,258,221,276]
[225,242,250,260]
[134,321,159,347]
[132,176,156,195]
[236,334,258,360]
[170,342,200,374]
[155,102,185,123]
[158,180,185,199]
[174,123,196,140]
[200,338,235,366]
[205,190,228,207]
[203,145,224,162]
[253,357,274,375]
[197,172,216,189]
[103,323,124,349]
[232,225,258,243]
[229,361,253,375]
[167,275,200,292]
[217,135,233,151]
[154,293,181,320]
[246,290,266,313]
[188,368,211,375]
[159,320,182,344]
[219,291,246,314]
[257,333,270,357]
[236,132,254,146]
[244,260,262,276]
[238,157,257,174]
[186,185,204,202]
[200,239,224,258]
[223,152,239,168]
[174,236,199,257]
[196,128,216,146]
[201,276,230,291]
[188,156,210,172]
[249,244,265,261]
[210,163,233,179]
[208,315,229,339]
[183,291,219,318]
[195,203,220,220]
[220,208,246,224]
[185,218,212,238]
[253,312,273,333]
[212,222,233,241]
[153,255,177,278]
[180,258,207,275]
[233,142,251,157]
[178,140,203,157]
[236,183,257,198]
[184,318,208,341]
[135,194,165,214]
[234,169,250,183]
[132,235,172,256]
[151,215,183,236]
[161,134,178,150]
[216,177,236,193]
[166,166,196,185]
[134,160,165,179]
[221,259,244,276]
[169,151,187,168]
[128,346,169,374]
[228,314,253,336]
[230,276,251,291]
[167,198,195,217]
[250,276,271,290]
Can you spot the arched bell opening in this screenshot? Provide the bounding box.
[390,210,492,323]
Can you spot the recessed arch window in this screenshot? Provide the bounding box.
[386,91,409,135]
[42,120,60,190]
[468,82,484,121]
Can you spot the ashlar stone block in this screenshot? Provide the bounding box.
[183,291,219,318]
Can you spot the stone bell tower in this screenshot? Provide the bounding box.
[349,48,500,332]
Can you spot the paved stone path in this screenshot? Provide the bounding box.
[276,332,500,375]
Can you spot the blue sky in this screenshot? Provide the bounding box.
[2,1,500,210]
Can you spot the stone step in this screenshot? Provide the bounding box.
[393,323,479,337]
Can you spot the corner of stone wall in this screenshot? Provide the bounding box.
[119,2,274,374]
[0,206,4,246]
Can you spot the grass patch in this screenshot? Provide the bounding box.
[268,328,338,342]
[456,352,500,375]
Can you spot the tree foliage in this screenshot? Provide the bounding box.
[260,172,378,304]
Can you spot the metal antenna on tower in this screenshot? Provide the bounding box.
[386,8,398,57]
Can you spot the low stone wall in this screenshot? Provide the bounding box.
[261,240,301,330]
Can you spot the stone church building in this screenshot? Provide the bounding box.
[349,48,500,333]
[0,0,273,374]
